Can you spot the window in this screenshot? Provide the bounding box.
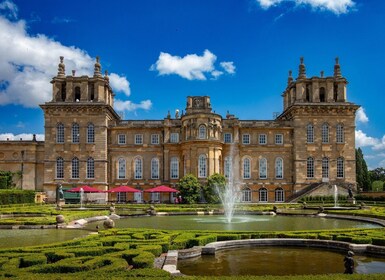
[56,157,64,179]
[134,157,142,179]
[322,123,329,143]
[224,133,232,143]
[242,134,250,145]
[74,86,81,101]
[259,188,268,202]
[259,134,267,145]
[86,157,94,179]
[242,188,252,202]
[117,192,127,203]
[322,157,329,179]
[170,157,179,179]
[306,124,314,143]
[307,157,314,178]
[275,157,283,179]
[118,134,126,145]
[71,157,79,179]
[319,87,326,102]
[336,124,344,143]
[135,134,143,145]
[57,123,64,143]
[275,134,283,145]
[198,154,207,178]
[151,158,159,179]
[170,133,179,143]
[72,123,80,143]
[224,157,231,179]
[118,158,126,179]
[259,158,267,179]
[198,125,207,139]
[151,192,160,202]
[151,134,160,145]
[275,188,284,202]
[87,123,94,143]
[243,158,251,179]
[337,157,344,178]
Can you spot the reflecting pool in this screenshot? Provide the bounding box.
[86,214,381,231]
[178,247,385,276]
[0,228,91,249]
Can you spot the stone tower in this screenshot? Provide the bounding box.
[278,58,359,194]
[40,57,120,197]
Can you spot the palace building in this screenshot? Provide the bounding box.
[0,56,359,203]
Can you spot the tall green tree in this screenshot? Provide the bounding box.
[203,173,226,204]
[356,148,370,191]
[177,174,201,204]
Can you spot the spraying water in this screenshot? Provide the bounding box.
[333,185,338,208]
[80,187,84,209]
[216,144,240,223]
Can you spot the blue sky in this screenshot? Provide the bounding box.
[0,0,384,169]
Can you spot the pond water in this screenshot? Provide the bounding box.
[178,247,385,276]
[0,228,91,249]
[85,214,381,231]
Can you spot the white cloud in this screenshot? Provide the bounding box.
[0,5,138,109]
[256,0,355,14]
[356,130,385,151]
[0,133,44,141]
[0,0,18,19]
[114,99,152,112]
[356,107,369,123]
[211,70,223,80]
[220,61,236,74]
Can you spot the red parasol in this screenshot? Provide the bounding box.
[106,186,141,193]
[144,185,178,193]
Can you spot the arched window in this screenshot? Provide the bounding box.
[319,87,326,102]
[198,154,207,178]
[118,158,126,179]
[61,83,66,101]
[151,158,159,179]
[307,157,314,178]
[259,188,268,202]
[134,157,142,179]
[322,157,329,179]
[275,157,283,179]
[71,157,79,179]
[170,157,179,179]
[72,123,80,143]
[56,157,64,179]
[86,157,94,179]
[306,85,311,102]
[322,123,329,143]
[198,125,207,139]
[243,158,251,179]
[275,188,285,202]
[336,124,344,143]
[74,86,81,101]
[56,123,64,143]
[337,157,344,178]
[224,156,231,179]
[259,158,267,179]
[87,123,94,143]
[242,188,252,202]
[306,124,314,143]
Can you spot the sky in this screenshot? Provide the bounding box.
[0,0,384,169]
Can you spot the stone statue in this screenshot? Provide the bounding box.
[348,186,353,198]
[56,184,64,203]
[343,251,354,274]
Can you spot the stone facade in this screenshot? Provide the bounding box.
[0,57,359,202]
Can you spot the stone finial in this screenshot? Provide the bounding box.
[320,70,324,78]
[298,57,306,79]
[104,70,109,82]
[167,110,171,118]
[287,70,293,84]
[72,70,76,76]
[334,57,342,78]
[57,56,65,77]
[94,56,102,77]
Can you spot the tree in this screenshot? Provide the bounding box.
[369,167,385,182]
[356,148,370,191]
[177,174,201,204]
[203,173,226,204]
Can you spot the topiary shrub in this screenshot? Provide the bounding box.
[132,251,155,268]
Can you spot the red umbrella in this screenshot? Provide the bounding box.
[66,185,102,193]
[144,185,178,193]
[106,186,141,193]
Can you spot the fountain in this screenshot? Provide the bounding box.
[333,185,338,208]
[80,187,85,209]
[216,144,240,223]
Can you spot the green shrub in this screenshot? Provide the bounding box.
[170,232,196,249]
[335,235,352,242]
[216,234,240,241]
[318,233,333,240]
[351,236,372,244]
[372,238,385,246]
[19,254,46,268]
[45,251,75,263]
[0,190,36,204]
[136,245,162,257]
[132,251,155,268]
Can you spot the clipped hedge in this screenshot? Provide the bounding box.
[0,190,35,204]
[19,254,47,268]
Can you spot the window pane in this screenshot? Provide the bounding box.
[224,133,232,143]
[307,124,314,143]
[87,124,94,143]
[275,158,283,179]
[259,134,267,145]
[87,157,94,178]
[56,157,64,179]
[118,134,126,144]
[198,155,207,178]
[259,158,267,179]
[242,134,250,144]
[170,157,179,179]
[72,157,79,179]
[135,134,143,145]
[336,124,344,143]
[151,134,160,144]
[322,158,329,178]
[337,157,344,178]
[199,125,206,139]
[151,158,159,179]
[134,158,142,179]
[243,158,251,179]
[57,123,64,143]
[307,157,314,178]
[118,158,126,179]
[170,133,179,143]
[72,123,79,143]
[275,134,283,145]
[322,124,329,143]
